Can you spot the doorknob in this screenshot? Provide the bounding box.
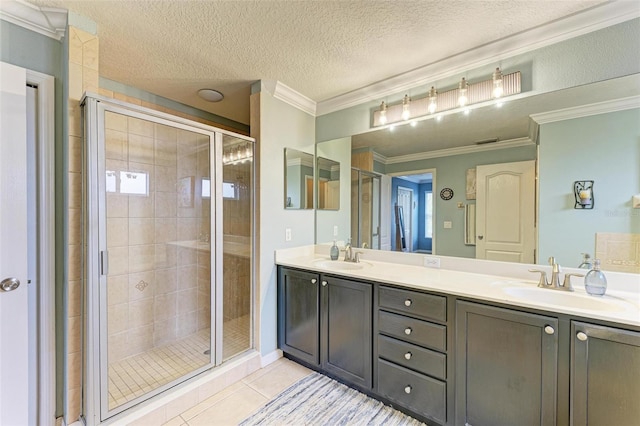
[1,277,20,292]
[477,235,484,240]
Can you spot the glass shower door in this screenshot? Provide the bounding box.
[101,109,214,415]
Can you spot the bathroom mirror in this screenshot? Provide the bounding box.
[284,148,314,209]
[315,75,640,269]
[316,157,340,210]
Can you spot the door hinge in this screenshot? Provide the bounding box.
[100,250,109,276]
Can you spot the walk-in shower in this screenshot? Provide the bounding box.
[82,95,254,421]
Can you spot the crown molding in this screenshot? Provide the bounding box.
[0,0,67,40]
[530,95,640,124]
[316,1,640,116]
[373,151,387,165]
[382,137,534,165]
[273,81,317,116]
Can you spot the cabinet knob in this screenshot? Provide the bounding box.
[404,385,412,394]
[404,327,412,335]
[577,332,588,341]
[310,278,317,284]
[544,325,555,335]
[322,281,327,287]
[404,298,412,307]
[404,352,412,360]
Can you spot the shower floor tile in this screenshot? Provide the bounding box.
[108,315,250,410]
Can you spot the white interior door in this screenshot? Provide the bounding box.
[397,187,413,252]
[476,160,536,263]
[0,61,29,424]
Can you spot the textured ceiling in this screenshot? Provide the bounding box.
[31,0,606,125]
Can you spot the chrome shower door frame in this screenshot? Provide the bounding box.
[83,94,253,423]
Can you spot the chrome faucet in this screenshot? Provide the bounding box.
[529,256,584,292]
[343,238,353,262]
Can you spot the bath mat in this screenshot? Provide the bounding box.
[239,372,425,425]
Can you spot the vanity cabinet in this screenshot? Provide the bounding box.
[571,321,640,425]
[277,267,372,389]
[455,301,559,426]
[375,285,450,425]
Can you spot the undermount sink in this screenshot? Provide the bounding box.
[313,260,372,271]
[501,286,631,312]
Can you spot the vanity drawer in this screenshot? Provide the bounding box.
[378,310,446,352]
[378,335,446,380]
[377,359,446,425]
[379,286,446,322]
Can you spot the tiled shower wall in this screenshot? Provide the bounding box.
[104,113,211,363]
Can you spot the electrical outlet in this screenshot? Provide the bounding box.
[333,225,338,236]
[285,228,292,241]
[424,256,441,268]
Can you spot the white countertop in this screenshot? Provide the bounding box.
[275,245,640,327]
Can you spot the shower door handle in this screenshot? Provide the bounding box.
[100,250,109,276]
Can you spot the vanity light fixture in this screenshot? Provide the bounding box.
[458,78,468,107]
[402,95,411,121]
[379,101,387,125]
[372,69,521,127]
[223,143,253,165]
[492,67,504,98]
[197,88,224,102]
[427,86,438,114]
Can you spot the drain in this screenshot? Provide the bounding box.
[204,349,211,355]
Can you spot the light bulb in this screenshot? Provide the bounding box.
[428,86,437,114]
[492,67,503,98]
[379,101,387,125]
[436,114,442,122]
[402,94,411,121]
[410,121,417,127]
[458,78,468,107]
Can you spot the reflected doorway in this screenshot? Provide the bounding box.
[390,171,435,254]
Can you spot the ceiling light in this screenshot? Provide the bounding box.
[402,94,411,121]
[458,78,468,107]
[428,86,438,114]
[492,67,504,98]
[379,101,387,125]
[198,89,224,102]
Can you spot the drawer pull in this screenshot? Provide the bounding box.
[404,385,412,394]
[404,298,412,307]
[322,280,328,287]
[577,332,588,341]
[544,325,555,335]
[404,327,412,335]
[311,278,317,284]
[404,351,412,360]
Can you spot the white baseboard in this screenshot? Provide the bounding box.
[260,349,283,367]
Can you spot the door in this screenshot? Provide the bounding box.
[397,187,413,252]
[0,61,29,424]
[456,301,558,426]
[476,160,535,263]
[321,276,372,389]
[277,268,320,366]
[571,321,640,425]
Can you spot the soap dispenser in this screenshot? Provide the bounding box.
[584,259,607,296]
[578,253,592,269]
[330,240,339,261]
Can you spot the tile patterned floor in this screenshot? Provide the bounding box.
[161,357,314,426]
[109,316,251,410]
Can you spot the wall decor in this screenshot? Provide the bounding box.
[440,187,454,200]
[466,168,476,200]
[574,180,594,209]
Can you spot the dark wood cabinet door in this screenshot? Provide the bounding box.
[321,275,372,389]
[571,321,640,426]
[456,301,558,426]
[277,268,320,366]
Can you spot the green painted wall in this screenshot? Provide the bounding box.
[385,145,537,258]
[538,108,640,266]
